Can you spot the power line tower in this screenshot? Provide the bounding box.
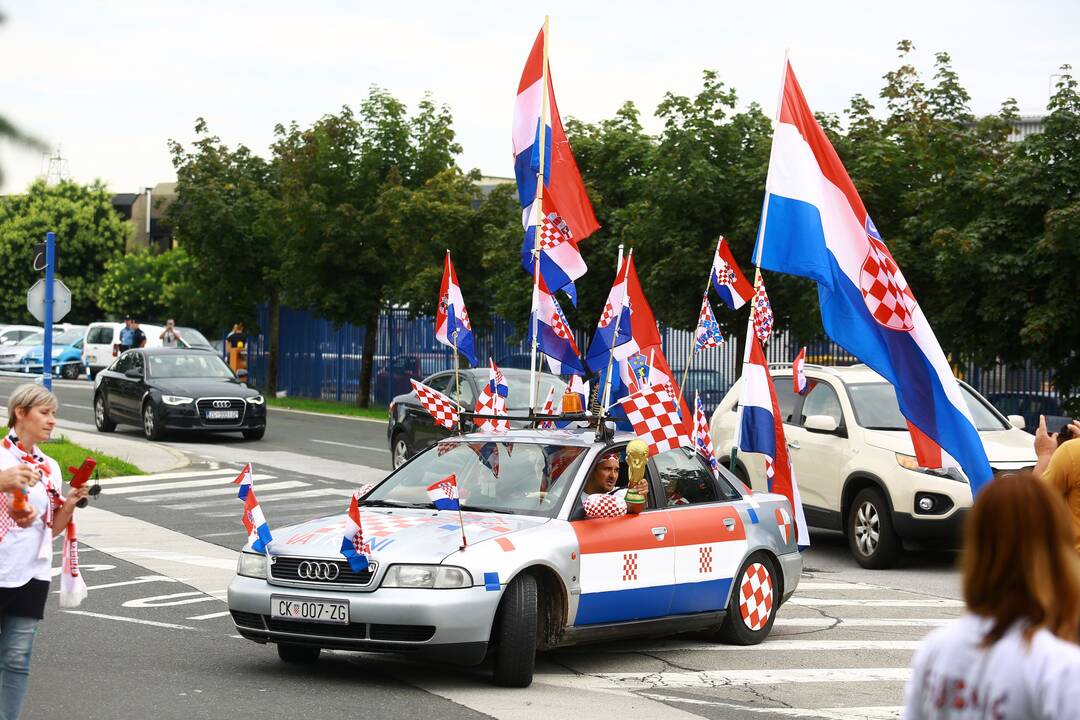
[41,146,70,185]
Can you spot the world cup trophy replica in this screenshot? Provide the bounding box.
[624,439,649,514]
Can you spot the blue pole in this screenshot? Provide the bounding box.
[43,232,55,390]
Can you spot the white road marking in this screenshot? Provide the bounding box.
[638,694,902,719]
[128,480,308,502]
[66,403,92,410]
[187,610,231,620]
[102,468,245,484]
[789,597,964,608]
[106,474,275,494]
[311,439,388,453]
[92,548,237,571]
[606,639,922,653]
[123,591,220,608]
[591,667,913,688]
[78,576,177,591]
[49,563,115,577]
[796,581,886,591]
[168,487,355,511]
[63,610,195,631]
[775,618,952,628]
[197,530,241,539]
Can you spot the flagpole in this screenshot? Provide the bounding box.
[528,15,551,412]
[599,248,632,419]
[456,488,468,550]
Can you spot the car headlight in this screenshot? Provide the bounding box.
[895,453,967,483]
[246,395,265,405]
[236,552,267,579]
[51,349,63,358]
[162,395,194,405]
[381,564,472,589]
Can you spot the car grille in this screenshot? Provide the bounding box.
[270,557,377,586]
[196,397,246,426]
[262,618,435,642]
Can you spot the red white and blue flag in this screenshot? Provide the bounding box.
[751,276,774,345]
[426,474,460,511]
[233,463,253,500]
[753,60,991,492]
[710,236,754,310]
[735,336,810,549]
[538,385,559,429]
[692,392,720,477]
[242,490,273,553]
[513,25,599,304]
[474,358,510,431]
[435,251,477,366]
[793,347,807,395]
[694,295,724,350]
[340,495,370,572]
[530,278,585,375]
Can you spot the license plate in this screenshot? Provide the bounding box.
[270,595,350,624]
[205,409,239,419]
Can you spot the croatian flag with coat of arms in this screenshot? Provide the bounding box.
[242,490,273,553]
[340,495,370,572]
[752,59,991,492]
[426,474,461,511]
[435,251,477,366]
[474,359,510,431]
[529,278,585,375]
[710,236,754,310]
[233,462,253,500]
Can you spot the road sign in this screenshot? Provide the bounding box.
[27,278,71,323]
[32,241,59,272]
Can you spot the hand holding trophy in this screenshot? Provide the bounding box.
[624,439,649,514]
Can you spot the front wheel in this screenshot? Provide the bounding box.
[61,363,80,380]
[94,394,116,433]
[848,487,901,569]
[392,433,410,469]
[242,427,266,441]
[277,643,320,664]
[715,553,779,645]
[491,573,538,687]
[142,401,165,441]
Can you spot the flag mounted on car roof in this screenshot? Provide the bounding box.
[435,251,477,366]
[529,278,585,375]
[752,58,991,493]
[710,236,753,310]
[513,23,599,304]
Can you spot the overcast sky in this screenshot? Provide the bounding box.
[1,0,1076,194]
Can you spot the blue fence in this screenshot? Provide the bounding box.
[247,305,1058,412]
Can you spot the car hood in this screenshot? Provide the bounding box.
[862,427,1037,466]
[23,344,79,359]
[269,508,548,563]
[151,378,255,397]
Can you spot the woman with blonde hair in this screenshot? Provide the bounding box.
[903,471,1080,718]
[0,384,89,719]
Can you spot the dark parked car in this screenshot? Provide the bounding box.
[93,348,266,441]
[387,368,566,467]
[985,391,1064,433]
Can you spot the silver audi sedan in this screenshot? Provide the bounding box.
[228,428,803,687]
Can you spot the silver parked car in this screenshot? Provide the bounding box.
[228,427,802,687]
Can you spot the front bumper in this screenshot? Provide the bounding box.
[227,574,500,665]
[893,508,969,546]
[158,402,266,431]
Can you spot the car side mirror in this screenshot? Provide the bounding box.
[804,414,839,434]
[1007,414,1025,430]
[124,368,142,379]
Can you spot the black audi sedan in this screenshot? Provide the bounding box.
[387,367,565,468]
[93,348,266,441]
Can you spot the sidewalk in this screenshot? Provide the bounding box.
[59,426,189,474]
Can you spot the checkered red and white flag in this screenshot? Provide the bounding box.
[410,379,461,430]
[618,384,691,457]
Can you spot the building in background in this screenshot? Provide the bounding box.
[112,182,175,252]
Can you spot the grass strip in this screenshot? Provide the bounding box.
[43,436,145,482]
[266,395,388,420]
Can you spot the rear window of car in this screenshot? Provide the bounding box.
[87,326,115,344]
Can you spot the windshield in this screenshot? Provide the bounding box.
[15,333,44,346]
[364,441,588,518]
[502,376,566,411]
[848,382,1007,431]
[54,330,84,346]
[176,327,211,347]
[147,353,235,379]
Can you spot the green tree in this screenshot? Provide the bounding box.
[0,179,129,322]
[168,120,284,392]
[97,247,206,326]
[273,89,461,406]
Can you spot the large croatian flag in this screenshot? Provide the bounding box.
[513,25,599,303]
[736,336,809,549]
[435,251,477,366]
[754,61,992,493]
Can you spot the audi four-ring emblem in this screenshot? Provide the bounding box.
[212,400,231,409]
[297,561,340,581]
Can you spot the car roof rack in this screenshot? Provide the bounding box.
[458,410,594,429]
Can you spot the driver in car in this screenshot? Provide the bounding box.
[580,453,649,515]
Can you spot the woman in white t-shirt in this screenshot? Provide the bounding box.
[0,384,89,720]
[903,471,1080,719]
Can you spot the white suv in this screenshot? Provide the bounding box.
[710,363,1036,568]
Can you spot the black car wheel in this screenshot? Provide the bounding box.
[715,552,779,645]
[142,401,165,441]
[848,488,901,569]
[94,394,116,433]
[61,363,80,380]
[491,572,538,687]
[242,427,266,441]
[392,433,410,469]
[277,643,320,664]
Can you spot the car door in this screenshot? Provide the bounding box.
[570,447,676,625]
[99,353,130,418]
[650,447,749,615]
[408,372,456,449]
[789,378,851,517]
[114,352,146,418]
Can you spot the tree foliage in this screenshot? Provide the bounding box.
[0,179,129,322]
[97,247,203,325]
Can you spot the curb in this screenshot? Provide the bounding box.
[58,427,190,475]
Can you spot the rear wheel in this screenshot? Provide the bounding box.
[491,572,538,687]
[94,394,116,433]
[277,643,320,664]
[61,363,80,380]
[716,552,779,645]
[848,488,901,569]
[142,401,165,441]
